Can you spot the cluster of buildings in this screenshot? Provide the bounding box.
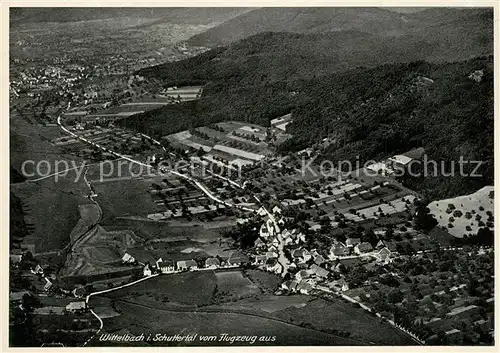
[366,147,425,177]
[121,250,250,277]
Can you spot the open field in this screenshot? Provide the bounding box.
[92,178,161,222]
[428,186,494,238]
[275,297,414,345]
[215,271,260,301]
[10,169,91,253]
[103,271,217,306]
[99,300,358,346]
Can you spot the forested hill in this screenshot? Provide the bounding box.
[186,7,492,50]
[138,26,492,86]
[125,53,493,200]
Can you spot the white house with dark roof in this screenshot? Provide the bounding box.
[157,260,175,273]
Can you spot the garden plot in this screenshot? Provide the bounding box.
[356,195,415,219]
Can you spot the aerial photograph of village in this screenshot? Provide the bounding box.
[9,6,494,347]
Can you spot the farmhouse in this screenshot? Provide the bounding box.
[177,260,198,271]
[156,259,175,273]
[373,247,393,264]
[310,264,329,278]
[376,240,386,249]
[366,162,395,176]
[253,255,267,265]
[43,277,53,292]
[205,257,221,269]
[387,154,412,170]
[121,252,136,264]
[265,258,282,273]
[31,264,44,275]
[297,280,313,295]
[354,242,373,255]
[143,264,153,277]
[346,238,361,247]
[330,242,349,258]
[254,238,266,249]
[65,301,87,313]
[266,251,278,259]
[314,254,326,265]
[295,270,310,281]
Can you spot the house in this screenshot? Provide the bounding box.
[292,248,306,263]
[227,251,249,266]
[43,277,53,292]
[345,238,361,247]
[157,261,176,273]
[297,280,313,295]
[265,258,282,274]
[259,224,269,239]
[268,245,278,253]
[177,260,198,271]
[272,205,282,215]
[266,251,278,259]
[143,264,153,277]
[253,255,267,265]
[295,270,310,281]
[254,238,266,249]
[65,301,87,314]
[314,254,326,265]
[373,247,393,264]
[266,219,275,237]
[310,264,329,278]
[122,252,136,264]
[257,207,267,217]
[354,242,373,255]
[387,154,412,170]
[205,257,221,269]
[375,240,386,249]
[330,243,349,258]
[31,264,44,275]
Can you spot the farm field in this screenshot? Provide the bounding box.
[102,271,217,306]
[428,186,494,238]
[92,177,161,222]
[98,300,357,346]
[10,169,92,253]
[274,297,414,345]
[214,271,260,301]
